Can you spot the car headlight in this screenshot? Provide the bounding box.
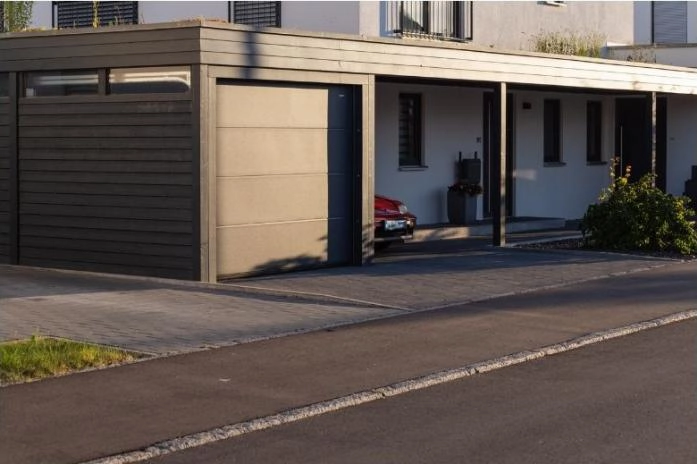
[398,204,408,214]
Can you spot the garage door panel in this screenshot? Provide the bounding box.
[217,220,330,276]
[215,83,354,277]
[217,128,328,177]
[217,175,328,226]
[217,85,329,128]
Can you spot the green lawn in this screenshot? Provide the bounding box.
[0,335,139,385]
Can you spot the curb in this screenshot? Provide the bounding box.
[82,309,697,464]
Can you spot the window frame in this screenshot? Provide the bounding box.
[543,99,562,164]
[398,93,424,168]
[231,1,281,28]
[586,100,603,163]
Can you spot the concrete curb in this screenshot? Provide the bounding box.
[81,309,697,464]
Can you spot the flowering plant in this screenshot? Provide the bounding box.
[448,181,483,196]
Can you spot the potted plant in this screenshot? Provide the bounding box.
[447,180,482,225]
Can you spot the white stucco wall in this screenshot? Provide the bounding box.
[513,92,614,220]
[666,95,697,196]
[375,83,484,225]
[282,1,360,35]
[140,2,228,23]
[375,84,617,224]
[633,1,652,45]
[472,1,635,51]
[29,1,52,29]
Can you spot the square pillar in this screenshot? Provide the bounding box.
[492,82,507,247]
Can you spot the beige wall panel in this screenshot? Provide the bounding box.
[216,220,329,276]
[216,128,328,177]
[217,85,329,128]
[217,174,328,226]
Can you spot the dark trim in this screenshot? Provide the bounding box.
[190,64,202,281]
[8,72,18,264]
[351,85,363,266]
[492,82,507,247]
[97,68,107,95]
[227,1,232,22]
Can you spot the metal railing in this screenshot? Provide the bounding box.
[386,1,473,42]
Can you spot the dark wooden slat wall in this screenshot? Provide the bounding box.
[17,98,195,279]
[0,100,9,262]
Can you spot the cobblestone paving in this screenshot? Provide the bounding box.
[241,247,678,310]
[0,247,679,355]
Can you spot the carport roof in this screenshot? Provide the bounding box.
[2,20,697,95]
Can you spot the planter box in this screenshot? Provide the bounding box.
[447,190,478,225]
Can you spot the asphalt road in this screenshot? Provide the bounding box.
[148,319,697,464]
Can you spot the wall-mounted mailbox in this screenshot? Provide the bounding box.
[457,158,482,184]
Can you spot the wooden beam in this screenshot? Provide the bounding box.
[492,82,507,247]
[647,91,657,187]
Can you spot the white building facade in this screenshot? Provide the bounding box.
[18,1,697,226]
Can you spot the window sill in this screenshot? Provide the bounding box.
[543,162,567,167]
[586,161,608,166]
[399,165,429,171]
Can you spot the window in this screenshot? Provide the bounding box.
[53,1,138,28]
[109,67,191,94]
[232,1,281,27]
[0,2,5,33]
[388,1,472,41]
[0,73,8,97]
[399,93,423,167]
[586,101,602,163]
[543,99,561,163]
[24,70,99,97]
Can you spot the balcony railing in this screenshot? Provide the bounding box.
[386,1,473,42]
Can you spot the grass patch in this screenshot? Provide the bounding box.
[0,335,139,385]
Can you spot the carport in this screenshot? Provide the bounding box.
[2,20,697,282]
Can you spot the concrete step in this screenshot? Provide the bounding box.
[413,217,567,242]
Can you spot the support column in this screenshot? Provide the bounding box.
[361,75,375,264]
[646,91,657,187]
[492,82,507,247]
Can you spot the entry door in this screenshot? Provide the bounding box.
[215,82,357,277]
[615,97,666,189]
[482,92,514,217]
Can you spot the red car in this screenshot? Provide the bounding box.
[374,194,416,249]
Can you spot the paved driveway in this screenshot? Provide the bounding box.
[0,241,681,355]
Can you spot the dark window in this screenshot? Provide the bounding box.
[109,67,191,94]
[53,1,138,28]
[232,1,281,27]
[652,1,687,44]
[399,93,423,167]
[543,99,561,163]
[586,101,602,163]
[0,3,5,33]
[24,70,99,97]
[0,73,8,97]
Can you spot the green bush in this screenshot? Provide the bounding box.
[581,164,697,255]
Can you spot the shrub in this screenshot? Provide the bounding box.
[531,31,606,58]
[581,163,697,255]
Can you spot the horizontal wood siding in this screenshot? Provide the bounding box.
[0,100,8,262]
[197,26,697,94]
[0,27,200,71]
[17,98,195,279]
